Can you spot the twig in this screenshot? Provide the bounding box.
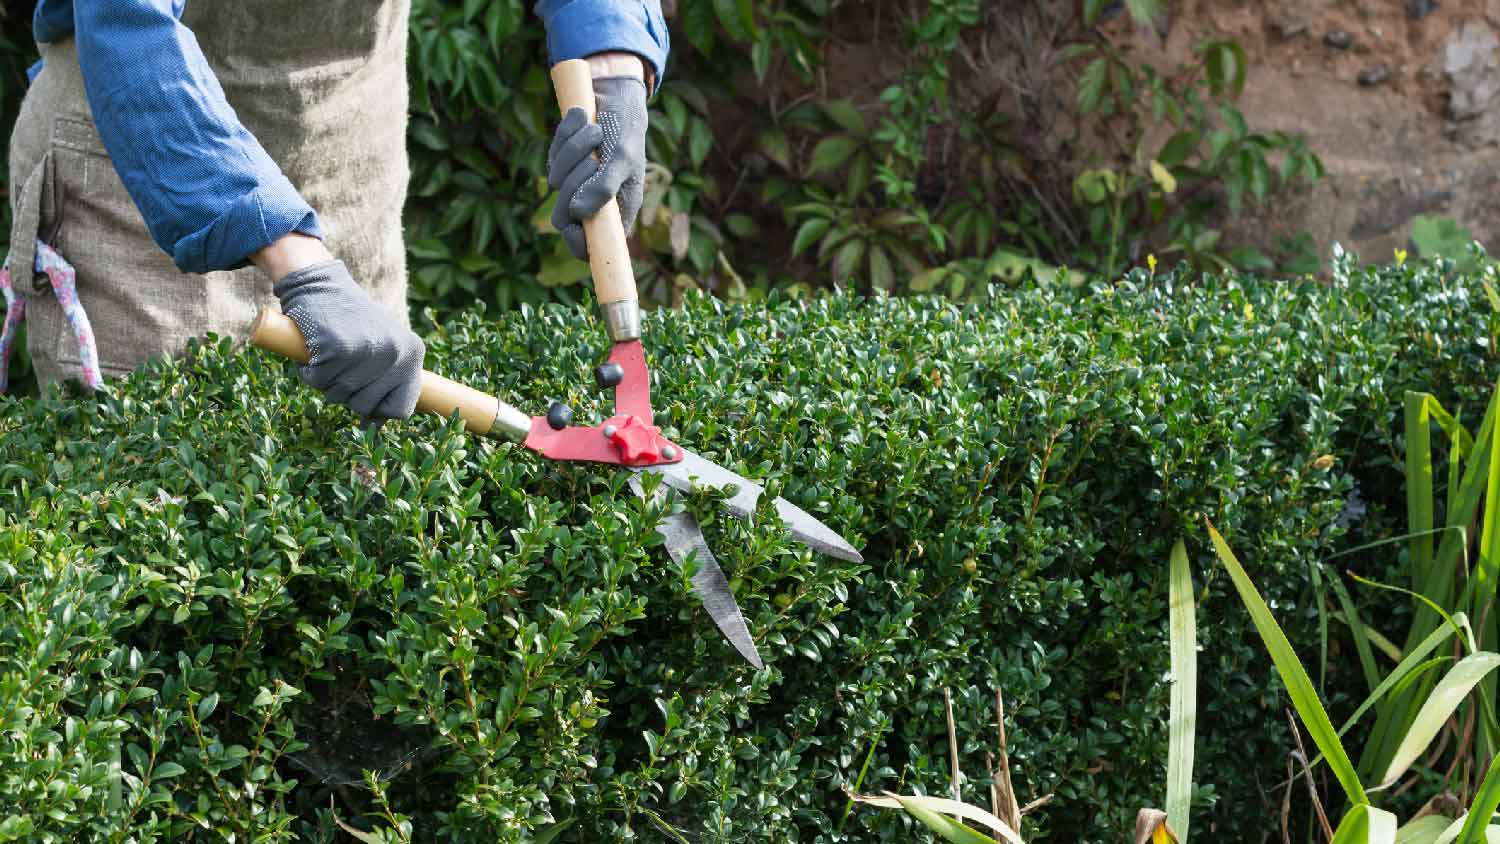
[1019,793,1053,815]
[1286,709,1333,842]
[1281,753,1294,844]
[945,687,961,804]
[985,752,999,822]
[994,688,1022,829]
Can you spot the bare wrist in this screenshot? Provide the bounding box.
[252,233,334,282]
[587,51,651,90]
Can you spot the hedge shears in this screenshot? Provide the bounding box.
[250,60,862,669]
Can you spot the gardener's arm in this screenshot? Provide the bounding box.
[72,0,321,274]
[69,0,423,421]
[537,0,669,259]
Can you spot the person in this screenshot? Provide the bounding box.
[7,0,666,419]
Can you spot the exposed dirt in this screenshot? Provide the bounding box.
[1126,0,1500,264]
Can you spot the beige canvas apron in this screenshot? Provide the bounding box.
[8,1,411,386]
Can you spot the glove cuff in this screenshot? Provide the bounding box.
[273,259,349,299]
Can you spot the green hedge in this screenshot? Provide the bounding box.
[1,258,1493,842]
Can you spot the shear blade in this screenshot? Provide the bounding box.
[629,477,763,669]
[635,450,864,563]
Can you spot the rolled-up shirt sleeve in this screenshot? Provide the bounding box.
[535,0,670,85]
[70,0,322,274]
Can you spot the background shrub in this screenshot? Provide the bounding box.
[1,256,1493,841]
[0,2,1318,351]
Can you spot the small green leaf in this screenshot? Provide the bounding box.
[909,266,950,293]
[335,818,390,844]
[756,128,791,171]
[535,819,576,844]
[154,762,187,780]
[682,0,716,55]
[1078,57,1110,114]
[823,100,867,136]
[807,136,861,176]
[830,237,866,283]
[792,218,832,257]
[196,692,219,722]
[869,247,895,292]
[1152,130,1200,168]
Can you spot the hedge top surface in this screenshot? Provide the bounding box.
[0,261,1494,842]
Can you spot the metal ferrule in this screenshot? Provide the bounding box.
[600,300,642,342]
[489,404,534,442]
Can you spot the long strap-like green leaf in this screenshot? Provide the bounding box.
[1369,389,1498,780]
[1167,539,1196,841]
[1207,522,1367,806]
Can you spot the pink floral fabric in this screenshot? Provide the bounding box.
[0,240,102,393]
[0,264,23,395]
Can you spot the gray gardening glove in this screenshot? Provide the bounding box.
[273,260,424,422]
[548,75,649,260]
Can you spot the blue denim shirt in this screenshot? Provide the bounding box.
[30,1,670,274]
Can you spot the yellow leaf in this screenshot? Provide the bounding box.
[1242,303,1254,321]
[1147,254,1158,276]
[1134,809,1179,844]
[1150,160,1178,195]
[1394,248,1408,266]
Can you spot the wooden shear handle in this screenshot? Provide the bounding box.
[248,307,533,441]
[551,59,641,341]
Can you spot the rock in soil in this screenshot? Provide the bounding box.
[1273,17,1309,40]
[1407,0,1438,19]
[1324,29,1355,49]
[1444,20,1500,145]
[1358,64,1392,86]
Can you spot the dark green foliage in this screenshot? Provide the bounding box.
[0,2,1322,395]
[1,257,1492,841]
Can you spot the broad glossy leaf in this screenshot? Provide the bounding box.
[1379,652,1500,787]
[1331,804,1397,844]
[1396,815,1453,844]
[852,793,1021,843]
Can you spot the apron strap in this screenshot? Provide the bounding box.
[36,242,101,390]
[0,240,102,394]
[8,152,48,294]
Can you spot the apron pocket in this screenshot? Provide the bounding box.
[41,116,212,378]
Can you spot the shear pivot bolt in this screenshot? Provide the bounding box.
[661,445,678,460]
[546,401,573,430]
[603,424,618,438]
[596,362,625,388]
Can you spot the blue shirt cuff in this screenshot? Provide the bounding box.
[171,179,323,274]
[536,0,670,87]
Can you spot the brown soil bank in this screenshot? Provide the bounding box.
[1139,0,1500,263]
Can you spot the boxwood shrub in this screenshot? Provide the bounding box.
[0,257,1493,842]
